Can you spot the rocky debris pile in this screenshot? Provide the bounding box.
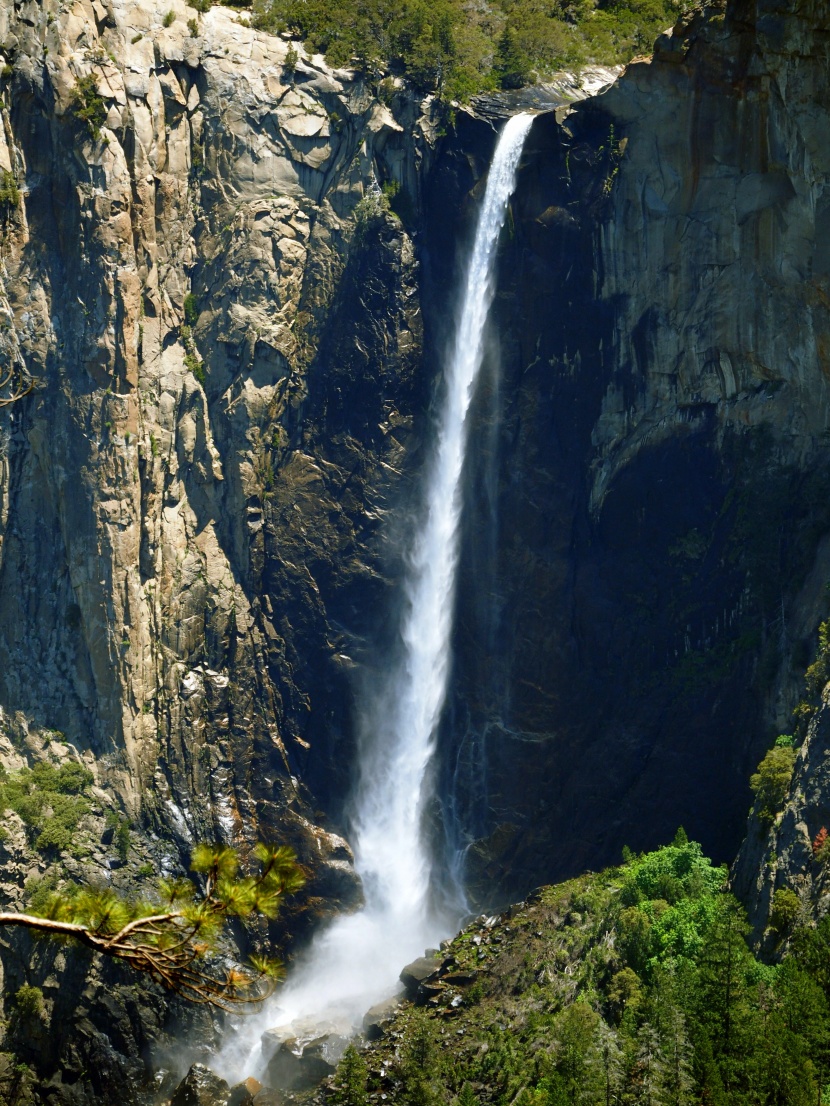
[394,914,516,1013]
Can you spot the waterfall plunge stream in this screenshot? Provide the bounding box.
[217,112,534,1083]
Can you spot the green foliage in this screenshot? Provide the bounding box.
[183,292,199,326]
[250,0,689,97]
[351,838,830,1106]
[0,171,20,213]
[25,869,62,914]
[13,841,303,1008]
[190,0,212,10]
[163,9,175,26]
[332,1044,368,1106]
[353,188,390,238]
[14,986,44,1020]
[253,445,276,497]
[494,25,531,89]
[0,761,94,855]
[770,888,801,935]
[397,1010,442,1106]
[70,74,107,140]
[750,745,796,822]
[284,44,299,75]
[187,17,199,35]
[185,350,206,384]
[115,819,130,862]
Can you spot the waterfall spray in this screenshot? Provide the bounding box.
[216,112,534,1082]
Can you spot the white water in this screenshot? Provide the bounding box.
[215,112,534,1082]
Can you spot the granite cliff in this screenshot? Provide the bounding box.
[0,0,828,1097]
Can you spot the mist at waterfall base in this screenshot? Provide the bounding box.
[214,112,535,1084]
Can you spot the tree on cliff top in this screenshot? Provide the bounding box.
[0,843,304,1010]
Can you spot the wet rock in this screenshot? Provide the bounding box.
[228,1078,263,1106]
[362,997,401,1040]
[252,1091,284,1106]
[171,1064,230,1106]
[265,1033,351,1091]
[441,971,479,986]
[399,955,442,995]
[415,982,445,1006]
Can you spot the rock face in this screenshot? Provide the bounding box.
[0,0,829,1095]
[0,0,439,1094]
[0,0,433,902]
[733,687,830,943]
[431,0,830,906]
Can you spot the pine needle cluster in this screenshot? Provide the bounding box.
[0,842,304,1010]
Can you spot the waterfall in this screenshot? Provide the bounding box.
[216,111,534,1082]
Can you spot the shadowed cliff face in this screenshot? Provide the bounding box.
[429,0,830,906]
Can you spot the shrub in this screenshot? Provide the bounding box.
[14,986,44,1020]
[163,9,175,26]
[0,761,93,854]
[187,17,198,34]
[770,888,801,935]
[254,446,275,497]
[814,827,830,865]
[284,44,299,76]
[115,819,130,862]
[183,292,199,326]
[190,0,211,10]
[70,74,107,140]
[750,746,796,822]
[353,189,389,237]
[185,351,206,384]
[44,761,93,793]
[0,170,20,212]
[378,77,396,105]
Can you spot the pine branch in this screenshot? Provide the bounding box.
[0,841,304,1010]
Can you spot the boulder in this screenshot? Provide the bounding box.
[415,982,445,1006]
[170,1064,230,1106]
[399,954,442,995]
[228,1078,262,1106]
[265,1033,351,1091]
[362,996,400,1040]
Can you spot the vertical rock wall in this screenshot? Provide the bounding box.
[0,0,437,897]
[436,0,830,905]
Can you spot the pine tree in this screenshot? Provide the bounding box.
[583,1019,624,1106]
[631,1022,667,1106]
[692,898,757,1098]
[660,1006,694,1106]
[495,25,530,90]
[333,1044,369,1106]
